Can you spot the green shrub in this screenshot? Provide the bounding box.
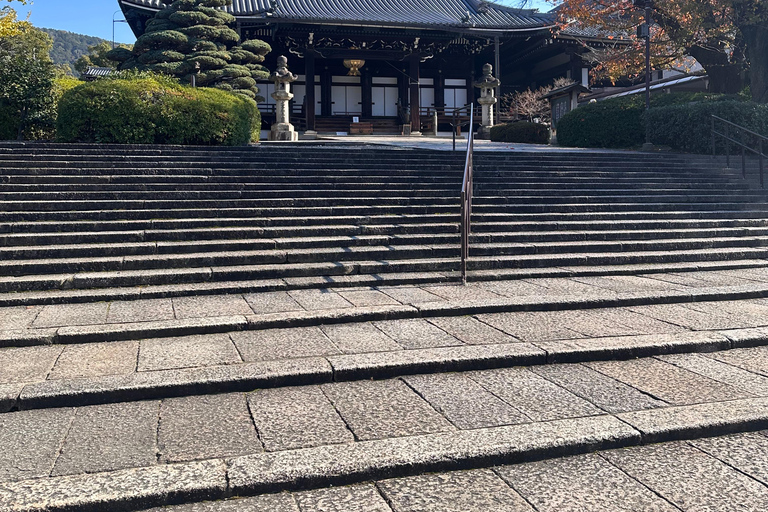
[557,96,645,149]
[490,122,550,144]
[0,76,80,141]
[556,92,744,149]
[56,74,260,145]
[645,100,768,154]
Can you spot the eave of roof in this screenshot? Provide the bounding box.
[119,0,556,33]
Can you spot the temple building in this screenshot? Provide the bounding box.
[118,0,603,134]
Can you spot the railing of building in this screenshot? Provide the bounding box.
[712,115,767,188]
[460,106,475,284]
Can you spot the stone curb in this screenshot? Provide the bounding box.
[8,329,767,411]
[5,283,768,349]
[5,398,768,511]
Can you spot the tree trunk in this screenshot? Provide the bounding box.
[741,24,768,103]
[688,45,744,94]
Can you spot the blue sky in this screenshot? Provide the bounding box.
[17,0,554,43]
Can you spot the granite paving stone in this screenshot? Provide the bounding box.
[158,393,261,463]
[372,318,463,349]
[659,352,768,396]
[469,367,604,421]
[288,289,354,310]
[143,493,300,512]
[244,291,305,314]
[496,453,680,512]
[540,310,658,338]
[474,280,550,298]
[690,432,768,486]
[248,385,354,451]
[587,357,750,405]
[682,301,767,328]
[378,286,447,305]
[426,316,519,345]
[107,298,175,324]
[0,407,74,482]
[476,311,584,342]
[522,278,612,296]
[573,275,688,293]
[0,305,39,330]
[320,323,402,354]
[338,290,401,307]
[379,469,533,512]
[1,459,227,512]
[32,302,110,328]
[603,441,768,511]
[138,333,242,372]
[707,346,768,376]
[645,271,756,287]
[629,304,747,330]
[48,341,138,380]
[322,379,455,441]
[173,295,254,319]
[531,363,666,414]
[420,285,504,302]
[232,327,341,362]
[52,400,159,476]
[403,373,529,429]
[0,345,62,384]
[295,484,391,512]
[577,308,685,335]
[0,383,21,412]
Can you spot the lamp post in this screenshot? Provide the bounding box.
[113,10,128,49]
[634,0,654,150]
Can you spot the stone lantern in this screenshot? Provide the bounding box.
[474,63,501,139]
[269,55,299,142]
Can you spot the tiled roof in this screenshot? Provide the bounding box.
[119,0,555,31]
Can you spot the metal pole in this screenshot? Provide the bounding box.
[711,117,716,159]
[494,36,501,124]
[644,2,652,147]
[760,140,765,189]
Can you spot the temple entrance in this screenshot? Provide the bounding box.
[372,77,398,117]
[331,76,362,116]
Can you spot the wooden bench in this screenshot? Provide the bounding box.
[349,122,374,135]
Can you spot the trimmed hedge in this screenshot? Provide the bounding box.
[57,74,260,145]
[0,76,80,141]
[556,92,747,149]
[556,96,644,149]
[645,101,768,154]
[490,122,550,144]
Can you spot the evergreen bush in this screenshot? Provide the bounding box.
[645,101,768,154]
[490,122,550,144]
[56,73,260,145]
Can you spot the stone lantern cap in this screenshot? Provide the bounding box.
[270,55,298,83]
[474,63,501,89]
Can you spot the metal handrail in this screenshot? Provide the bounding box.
[460,106,475,284]
[711,115,767,188]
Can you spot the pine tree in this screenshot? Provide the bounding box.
[108,0,271,101]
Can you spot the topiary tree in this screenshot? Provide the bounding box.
[107,0,271,101]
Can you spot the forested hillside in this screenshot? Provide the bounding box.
[40,28,115,73]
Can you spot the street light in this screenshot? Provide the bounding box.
[113,10,128,49]
[634,0,654,149]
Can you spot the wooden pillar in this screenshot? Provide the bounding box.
[320,69,332,117]
[305,52,316,131]
[466,56,475,108]
[362,71,373,118]
[409,54,421,134]
[435,70,445,110]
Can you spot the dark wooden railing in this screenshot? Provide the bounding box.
[712,115,767,188]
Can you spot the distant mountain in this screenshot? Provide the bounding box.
[40,28,125,73]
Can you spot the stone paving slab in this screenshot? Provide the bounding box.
[244,291,304,315]
[48,340,138,380]
[603,440,768,511]
[320,323,403,354]
[52,400,159,477]
[690,432,768,487]
[322,379,455,441]
[288,289,354,310]
[0,382,22,412]
[32,302,109,328]
[145,493,300,512]
[107,298,175,324]
[138,333,242,372]
[159,393,261,463]
[248,386,353,452]
[337,290,401,307]
[403,373,528,429]
[476,311,584,342]
[0,407,74,482]
[0,345,62,385]
[0,305,39,330]
[425,316,519,345]
[295,484,391,512]
[495,453,680,512]
[587,357,749,405]
[659,352,768,396]
[378,468,533,512]
[372,318,462,349]
[469,367,603,421]
[173,295,254,319]
[232,326,342,362]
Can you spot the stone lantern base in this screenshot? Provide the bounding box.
[269,122,299,142]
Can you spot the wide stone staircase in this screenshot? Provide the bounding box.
[5,142,768,511]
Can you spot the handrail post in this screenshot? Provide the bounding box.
[761,139,765,189]
[460,106,475,284]
[711,116,716,159]
[725,124,731,168]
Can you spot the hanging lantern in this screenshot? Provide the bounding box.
[343,59,365,76]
